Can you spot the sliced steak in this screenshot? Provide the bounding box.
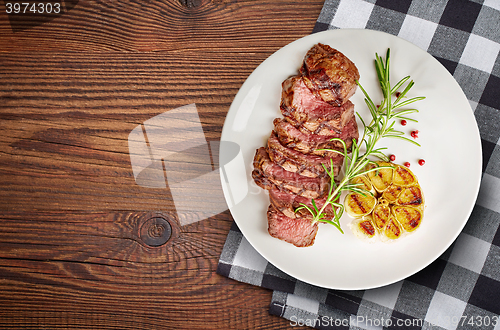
[252,147,329,199]
[267,131,343,178]
[269,187,336,219]
[251,43,361,247]
[281,75,355,135]
[300,43,360,106]
[273,115,359,157]
[267,204,318,247]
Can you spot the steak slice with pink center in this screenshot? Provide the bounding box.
[267,204,319,247]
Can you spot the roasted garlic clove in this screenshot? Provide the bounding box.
[396,184,424,207]
[345,192,377,218]
[350,175,376,195]
[393,164,418,187]
[392,205,423,232]
[382,216,403,240]
[349,215,377,241]
[366,161,394,193]
[371,198,391,230]
[381,184,403,203]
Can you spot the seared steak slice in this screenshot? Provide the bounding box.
[281,75,355,135]
[267,204,318,247]
[267,131,343,178]
[273,115,359,157]
[252,147,329,199]
[251,165,273,191]
[300,43,359,106]
[269,187,336,219]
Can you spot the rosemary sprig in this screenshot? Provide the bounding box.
[295,49,425,232]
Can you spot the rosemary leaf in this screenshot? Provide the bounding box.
[390,76,410,95]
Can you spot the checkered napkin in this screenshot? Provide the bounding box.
[217,1,500,329]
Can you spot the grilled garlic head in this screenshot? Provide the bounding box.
[346,161,425,242]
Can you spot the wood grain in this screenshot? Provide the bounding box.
[0,0,324,328]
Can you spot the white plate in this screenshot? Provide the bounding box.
[219,29,482,290]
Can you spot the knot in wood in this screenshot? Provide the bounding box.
[149,223,165,238]
[140,216,172,247]
[179,0,202,8]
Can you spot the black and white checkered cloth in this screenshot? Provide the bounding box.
[217,1,500,329]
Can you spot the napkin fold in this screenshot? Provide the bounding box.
[217,1,500,329]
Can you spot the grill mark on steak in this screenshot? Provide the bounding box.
[273,114,358,157]
[252,147,329,199]
[267,204,319,247]
[251,166,273,191]
[300,43,359,106]
[267,131,343,178]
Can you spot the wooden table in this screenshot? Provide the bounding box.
[0,0,324,328]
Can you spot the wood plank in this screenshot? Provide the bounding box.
[0,0,323,52]
[0,211,292,329]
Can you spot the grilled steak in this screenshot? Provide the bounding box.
[267,131,343,178]
[273,115,358,157]
[269,187,336,219]
[281,75,355,135]
[251,43,360,247]
[267,204,319,247]
[252,147,329,199]
[300,43,359,106]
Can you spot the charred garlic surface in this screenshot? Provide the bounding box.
[347,161,425,242]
